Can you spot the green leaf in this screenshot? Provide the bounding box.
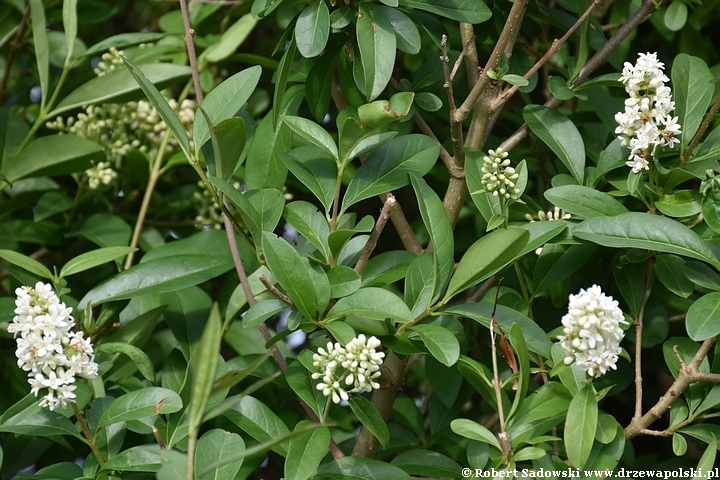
[565,384,598,470]
[524,105,585,184]
[382,6,420,54]
[34,190,74,222]
[450,419,502,451]
[672,54,714,149]
[202,14,257,64]
[695,439,717,480]
[533,244,596,293]
[193,66,262,150]
[99,444,165,472]
[295,1,330,58]
[96,342,155,381]
[444,227,529,300]
[122,58,192,160]
[282,115,338,160]
[507,323,529,421]
[325,321,356,346]
[242,299,289,330]
[284,201,331,262]
[356,3,396,101]
[80,32,168,58]
[664,2,688,32]
[507,382,572,445]
[188,304,222,437]
[203,116,247,181]
[195,429,245,480]
[347,396,390,448]
[286,359,325,419]
[655,254,694,298]
[0,249,52,279]
[280,146,337,213]
[686,292,720,341]
[262,232,317,320]
[30,0,48,109]
[284,420,331,480]
[656,190,702,218]
[573,213,720,269]
[398,0,491,23]
[273,38,297,129]
[325,287,413,323]
[390,450,462,478]
[684,261,720,290]
[503,74,529,87]
[316,457,412,480]
[342,135,439,211]
[224,396,290,457]
[327,266,361,298]
[50,63,191,117]
[62,0,78,66]
[68,213,131,248]
[306,50,337,122]
[544,185,628,219]
[410,324,459,367]
[362,250,415,287]
[2,134,104,184]
[410,175,454,302]
[60,247,136,278]
[444,304,553,358]
[0,397,79,438]
[97,387,182,428]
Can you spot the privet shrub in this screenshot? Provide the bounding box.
[1,0,720,478]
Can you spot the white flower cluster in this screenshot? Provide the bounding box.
[558,285,628,378]
[615,52,681,174]
[481,148,520,200]
[93,47,124,76]
[7,282,99,410]
[525,206,571,223]
[312,334,385,404]
[86,161,117,190]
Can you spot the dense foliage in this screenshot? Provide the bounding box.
[2,0,720,478]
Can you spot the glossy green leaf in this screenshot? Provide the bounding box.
[97,387,182,428]
[284,201,331,262]
[342,135,439,211]
[188,303,222,438]
[0,249,52,279]
[684,261,720,290]
[326,287,413,323]
[544,185,628,219]
[507,323,529,421]
[282,115,338,160]
[280,146,337,213]
[68,213,131,248]
[573,213,720,268]
[565,384,598,470]
[362,250,415,287]
[96,342,155,381]
[390,450,462,478]
[2,134,104,184]
[382,6,420,54]
[524,105,585,184]
[444,227,529,300]
[203,116,246,181]
[30,0,48,108]
[99,444,165,472]
[286,359,325,418]
[445,303,552,358]
[404,254,435,317]
[295,1,329,58]
[273,38,297,129]
[316,456,412,480]
[348,395,390,448]
[696,439,717,478]
[202,14,257,64]
[398,0,491,23]
[123,58,192,160]
[450,419,502,451]
[306,50,337,122]
[0,398,79,438]
[686,292,720,341]
[242,299,289,330]
[655,254,694,298]
[80,32,168,58]
[656,190,702,218]
[224,396,290,457]
[507,382,572,446]
[62,0,78,66]
[672,54,714,148]
[284,420,331,480]
[50,63,191,117]
[410,324,459,367]
[356,3,396,101]
[327,265,361,298]
[195,429,245,480]
[533,244,596,293]
[60,247,136,278]
[194,66,262,150]
[262,232,317,320]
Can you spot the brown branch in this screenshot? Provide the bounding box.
[625,337,717,439]
[259,274,294,307]
[680,93,720,167]
[0,3,30,105]
[442,35,465,170]
[468,275,497,303]
[634,258,655,420]
[412,111,455,172]
[178,0,204,103]
[450,35,477,82]
[355,194,396,275]
[491,0,600,110]
[459,23,480,88]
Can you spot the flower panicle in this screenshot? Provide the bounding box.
[312,334,385,404]
[8,282,99,410]
[480,148,521,200]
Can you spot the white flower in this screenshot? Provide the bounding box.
[558,285,627,378]
[615,52,681,173]
[480,148,521,200]
[7,282,98,410]
[312,334,385,404]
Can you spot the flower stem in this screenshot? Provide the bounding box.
[73,402,106,466]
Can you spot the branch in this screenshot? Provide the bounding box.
[625,337,718,439]
[178,0,204,103]
[498,0,659,153]
[680,93,720,167]
[412,111,455,172]
[355,194,396,275]
[259,274,294,307]
[443,35,465,169]
[633,258,655,420]
[491,0,600,110]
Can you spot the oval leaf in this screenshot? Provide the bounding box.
[325,287,413,323]
[410,324,460,367]
[348,396,390,448]
[98,387,182,428]
[60,246,137,278]
[565,384,598,469]
[544,185,629,219]
[686,292,720,341]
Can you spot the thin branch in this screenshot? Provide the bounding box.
[640,429,668,437]
[355,194,396,275]
[492,0,600,110]
[450,35,477,82]
[499,0,659,153]
[459,23,480,88]
[468,275,497,303]
[222,199,255,308]
[259,274,294,307]
[633,258,655,420]
[625,337,717,439]
[178,0,204,103]
[442,35,465,169]
[412,111,455,172]
[385,194,423,254]
[680,93,720,167]
[669,313,687,323]
[73,403,106,466]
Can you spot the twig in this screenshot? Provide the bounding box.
[384,194,423,254]
[0,3,30,105]
[625,337,717,439]
[633,258,655,420]
[450,36,476,82]
[492,0,600,110]
[73,403,106,466]
[442,35,465,169]
[602,22,626,32]
[178,0,204,103]
[259,274,294,307]
[459,23,480,87]
[223,198,256,308]
[639,429,668,437]
[468,275,497,303]
[680,93,720,167]
[411,111,455,173]
[355,194,396,274]
[668,313,687,323]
